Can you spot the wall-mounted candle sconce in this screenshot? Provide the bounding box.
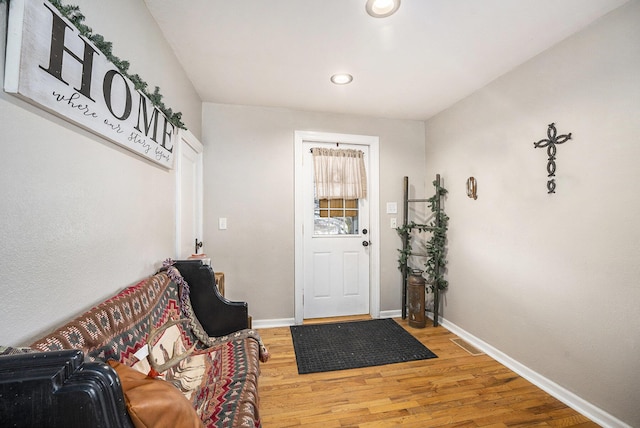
[466,177,477,200]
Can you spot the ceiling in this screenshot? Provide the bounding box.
[144,0,629,121]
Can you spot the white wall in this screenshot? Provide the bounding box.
[0,0,202,345]
[424,2,640,426]
[201,103,426,322]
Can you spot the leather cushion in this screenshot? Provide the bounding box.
[108,360,203,428]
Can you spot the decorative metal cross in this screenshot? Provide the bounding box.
[533,123,573,194]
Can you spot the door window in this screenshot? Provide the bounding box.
[314,198,359,235]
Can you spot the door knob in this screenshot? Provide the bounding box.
[362,240,370,247]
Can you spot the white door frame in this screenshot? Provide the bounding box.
[175,128,204,259]
[294,131,380,325]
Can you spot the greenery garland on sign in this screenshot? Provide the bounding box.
[1,0,186,129]
[396,179,449,292]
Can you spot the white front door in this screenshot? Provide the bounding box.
[175,130,204,259]
[302,142,370,319]
[295,131,380,324]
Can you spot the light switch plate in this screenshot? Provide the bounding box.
[218,218,227,230]
[386,202,398,214]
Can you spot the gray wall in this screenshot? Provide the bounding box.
[201,103,427,321]
[0,0,202,345]
[424,2,640,425]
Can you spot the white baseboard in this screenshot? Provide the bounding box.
[438,317,632,428]
[253,311,403,328]
[252,317,295,329]
[379,309,402,319]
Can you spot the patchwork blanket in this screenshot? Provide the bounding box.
[29,270,264,428]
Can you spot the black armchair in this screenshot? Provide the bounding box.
[173,259,249,337]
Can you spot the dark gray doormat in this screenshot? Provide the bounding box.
[290,318,437,374]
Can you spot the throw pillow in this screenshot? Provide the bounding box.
[108,360,203,428]
[129,320,210,403]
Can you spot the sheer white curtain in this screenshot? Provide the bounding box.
[311,148,367,200]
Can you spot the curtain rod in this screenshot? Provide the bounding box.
[310,143,342,153]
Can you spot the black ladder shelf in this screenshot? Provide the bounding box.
[400,174,445,327]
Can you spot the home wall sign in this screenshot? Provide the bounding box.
[533,123,573,194]
[4,0,176,168]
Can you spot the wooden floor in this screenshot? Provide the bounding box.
[257,316,598,428]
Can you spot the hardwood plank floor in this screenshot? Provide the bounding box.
[257,317,598,427]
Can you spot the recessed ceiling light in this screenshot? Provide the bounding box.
[330,73,353,85]
[365,0,401,18]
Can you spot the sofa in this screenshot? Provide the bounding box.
[0,259,269,428]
